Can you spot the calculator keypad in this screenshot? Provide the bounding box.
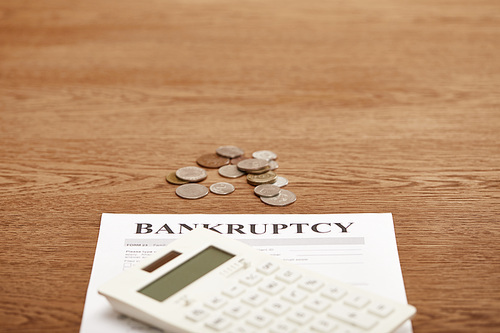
[184,262,402,332]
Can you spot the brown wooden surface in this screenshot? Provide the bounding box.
[1,0,499,332]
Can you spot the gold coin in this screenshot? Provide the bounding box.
[247,171,278,186]
[196,153,230,168]
[166,172,189,185]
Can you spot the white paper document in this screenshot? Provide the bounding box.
[80,213,412,333]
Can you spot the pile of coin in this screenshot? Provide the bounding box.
[166,145,296,206]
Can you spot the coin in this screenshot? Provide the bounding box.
[176,183,209,199]
[273,176,289,187]
[210,182,235,195]
[216,145,244,158]
[260,189,296,206]
[165,172,189,185]
[254,184,281,198]
[246,165,270,174]
[176,166,207,182]
[230,155,248,165]
[166,147,295,205]
[247,171,278,186]
[196,153,230,169]
[218,164,245,178]
[237,158,269,172]
[252,150,277,161]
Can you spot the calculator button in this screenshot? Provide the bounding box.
[336,327,363,333]
[240,272,263,286]
[242,291,268,307]
[257,261,279,275]
[258,280,286,295]
[269,321,296,333]
[327,305,378,330]
[276,269,301,284]
[224,303,251,319]
[225,327,257,333]
[204,295,227,310]
[304,297,330,312]
[246,312,273,328]
[185,307,209,322]
[223,284,246,298]
[321,285,347,301]
[367,302,395,317]
[344,294,370,309]
[281,289,308,304]
[264,300,291,316]
[205,315,232,331]
[298,278,324,292]
[287,309,314,325]
[310,317,338,332]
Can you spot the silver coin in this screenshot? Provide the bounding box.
[175,166,207,182]
[237,158,269,172]
[260,189,296,206]
[218,164,245,178]
[176,183,209,199]
[268,160,279,171]
[210,182,235,195]
[254,184,281,198]
[273,176,288,187]
[245,165,270,174]
[216,145,244,158]
[252,150,277,161]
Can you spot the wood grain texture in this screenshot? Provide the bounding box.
[1,0,499,332]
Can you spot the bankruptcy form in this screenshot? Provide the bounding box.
[80,213,413,333]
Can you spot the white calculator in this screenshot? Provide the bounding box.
[98,227,416,333]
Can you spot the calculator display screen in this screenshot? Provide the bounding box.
[138,246,234,301]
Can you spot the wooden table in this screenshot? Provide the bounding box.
[1,0,499,332]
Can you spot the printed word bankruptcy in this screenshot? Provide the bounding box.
[135,222,354,235]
